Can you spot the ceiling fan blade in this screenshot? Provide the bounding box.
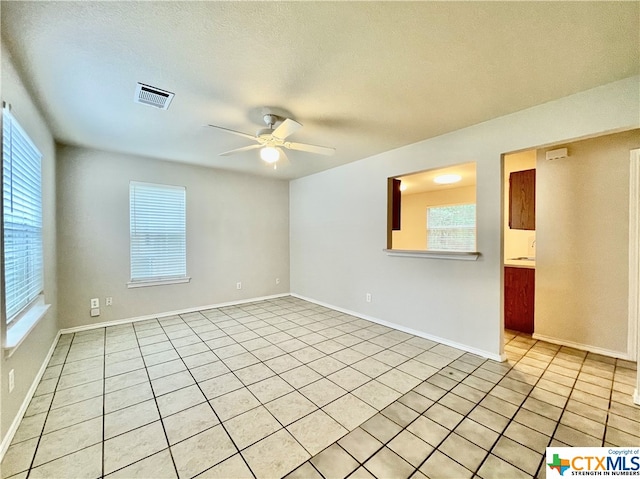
[285,141,336,156]
[206,124,256,141]
[272,118,302,140]
[219,144,262,156]
[278,148,290,167]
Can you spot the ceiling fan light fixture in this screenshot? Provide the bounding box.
[260,146,279,163]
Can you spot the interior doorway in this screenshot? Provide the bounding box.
[501,132,640,367]
[502,150,537,344]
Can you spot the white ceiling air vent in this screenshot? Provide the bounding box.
[134,83,174,110]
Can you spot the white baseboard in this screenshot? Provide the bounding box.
[0,330,61,461]
[291,293,505,362]
[60,293,290,335]
[531,332,631,360]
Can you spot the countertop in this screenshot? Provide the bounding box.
[504,259,535,269]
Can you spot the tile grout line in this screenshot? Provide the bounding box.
[499,335,591,476]
[215,302,377,458]
[494,337,580,478]
[320,352,492,479]
[103,322,182,478]
[173,303,340,470]
[391,354,496,478]
[178,301,431,473]
[341,336,557,478]
[543,349,603,450]
[155,309,259,479]
[24,333,75,478]
[495,337,569,477]
[8,300,638,479]
[602,361,617,447]
[426,336,546,476]
[501,335,620,471]
[189,304,353,449]
[285,335,504,476]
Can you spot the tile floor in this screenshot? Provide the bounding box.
[1,296,638,479]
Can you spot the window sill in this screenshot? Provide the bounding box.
[384,249,480,261]
[127,276,191,289]
[4,301,51,358]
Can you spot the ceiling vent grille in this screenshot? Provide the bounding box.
[134,83,174,110]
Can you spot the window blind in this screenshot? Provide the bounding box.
[2,107,44,323]
[427,204,476,251]
[130,181,186,282]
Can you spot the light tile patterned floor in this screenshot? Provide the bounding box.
[1,297,639,479]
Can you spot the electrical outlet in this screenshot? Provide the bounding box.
[9,369,14,393]
[90,298,99,308]
[366,293,372,303]
[236,282,242,290]
[105,297,113,306]
[275,278,280,285]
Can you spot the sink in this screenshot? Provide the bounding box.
[509,256,535,261]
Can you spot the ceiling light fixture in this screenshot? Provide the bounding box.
[260,146,279,163]
[434,174,462,184]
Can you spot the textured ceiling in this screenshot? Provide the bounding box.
[2,1,638,179]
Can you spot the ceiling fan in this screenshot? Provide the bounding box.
[207,113,335,166]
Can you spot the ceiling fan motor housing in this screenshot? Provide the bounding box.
[263,114,279,127]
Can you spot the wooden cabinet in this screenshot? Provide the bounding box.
[509,169,536,230]
[504,266,535,333]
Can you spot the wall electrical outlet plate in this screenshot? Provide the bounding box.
[90,298,99,308]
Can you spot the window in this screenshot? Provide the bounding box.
[427,203,476,251]
[387,162,479,259]
[2,107,44,325]
[129,181,188,286]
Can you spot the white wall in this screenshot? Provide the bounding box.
[290,76,640,359]
[56,146,290,329]
[1,44,59,441]
[535,130,640,356]
[393,186,476,250]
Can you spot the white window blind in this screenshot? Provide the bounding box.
[427,204,476,251]
[2,107,44,323]
[130,182,186,283]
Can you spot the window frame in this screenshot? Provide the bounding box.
[128,181,190,288]
[2,106,45,327]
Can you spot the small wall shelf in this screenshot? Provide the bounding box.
[384,249,480,261]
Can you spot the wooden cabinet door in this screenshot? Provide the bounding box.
[504,267,535,333]
[509,169,536,230]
